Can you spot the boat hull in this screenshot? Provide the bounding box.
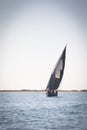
[46,91,58,97]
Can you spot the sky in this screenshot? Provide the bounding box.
[0,0,87,90]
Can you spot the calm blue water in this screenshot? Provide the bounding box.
[0,92,87,130]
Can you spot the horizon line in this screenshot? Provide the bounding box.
[0,89,87,92]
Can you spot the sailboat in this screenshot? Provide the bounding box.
[46,46,66,97]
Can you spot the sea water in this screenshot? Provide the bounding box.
[0,92,87,130]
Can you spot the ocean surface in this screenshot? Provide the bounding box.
[0,92,87,130]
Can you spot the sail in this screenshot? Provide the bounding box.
[46,46,66,91]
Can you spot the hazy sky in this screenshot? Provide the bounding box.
[0,0,87,90]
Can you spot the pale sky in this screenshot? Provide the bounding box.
[0,0,87,90]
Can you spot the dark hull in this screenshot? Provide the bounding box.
[46,91,58,97]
